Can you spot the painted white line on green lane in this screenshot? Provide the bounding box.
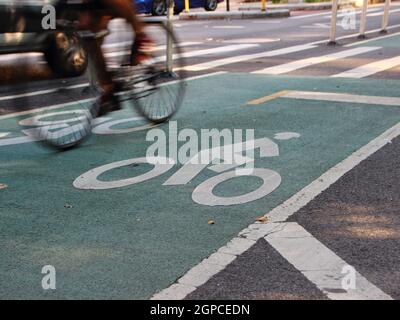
[283,90,400,105]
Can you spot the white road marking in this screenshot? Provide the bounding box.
[0,72,226,121]
[105,44,258,62]
[367,8,400,17]
[212,26,244,29]
[252,20,282,24]
[2,23,400,102]
[282,90,400,106]
[252,46,380,75]
[301,23,331,29]
[179,44,317,71]
[223,38,280,44]
[152,44,259,63]
[265,222,392,300]
[178,24,400,72]
[332,55,400,78]
[103,41,201,51]
[152,93,400,300]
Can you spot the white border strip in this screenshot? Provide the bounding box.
[152,120,400,300]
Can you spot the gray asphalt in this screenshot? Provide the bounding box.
[186,238,328,300]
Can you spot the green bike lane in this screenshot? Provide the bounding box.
[1,73,400,299]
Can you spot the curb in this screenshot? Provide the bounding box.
[179,9,290,20]
[239,1,357,12]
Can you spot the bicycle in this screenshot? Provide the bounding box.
[8,1,186,150]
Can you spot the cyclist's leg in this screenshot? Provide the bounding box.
[85,15,113,91]
[83,15,120,115]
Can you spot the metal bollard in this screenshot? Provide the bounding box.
[328,0,339,45]
[381,0,391,34]
[185,0,190,13]
[358,0,368,39]
[166,0,174,73]
[261,0,266,12]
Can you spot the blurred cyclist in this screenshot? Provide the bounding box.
[78,0,153,115]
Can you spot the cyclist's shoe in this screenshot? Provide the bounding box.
[95,91,121,117]
[131,33,154,66]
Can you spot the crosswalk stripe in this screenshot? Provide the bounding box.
[105,43,258,60]
[265,222,393,300]
[153,44,259,63]
[103,41,201,51]
[367,8,400,17]
[179,44,316,72]
[332,55,400,78]
[252,46,381,75]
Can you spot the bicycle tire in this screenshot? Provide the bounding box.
[112,21,186,124]
[16,75,100,151]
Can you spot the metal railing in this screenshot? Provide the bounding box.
[329,0,392,44]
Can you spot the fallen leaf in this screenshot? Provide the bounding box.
[208,220,215,225]
[256,216,268,223]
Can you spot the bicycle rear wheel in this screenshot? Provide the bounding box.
[111,21,186,123]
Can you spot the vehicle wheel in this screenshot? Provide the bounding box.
[152,0,166,16]
[44,31,88,77]
[204,0,218,11]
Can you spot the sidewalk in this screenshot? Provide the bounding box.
[179,0,289,20]
[178,0,354,20]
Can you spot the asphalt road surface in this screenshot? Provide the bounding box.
[1,3,400,300]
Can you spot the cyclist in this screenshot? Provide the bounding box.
[78,0,153,115]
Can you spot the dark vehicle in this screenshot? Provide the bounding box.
[135,0,224,16]
[0,0,87,77]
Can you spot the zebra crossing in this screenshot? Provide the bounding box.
[2,25,400,108]
[168,31,400,79]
